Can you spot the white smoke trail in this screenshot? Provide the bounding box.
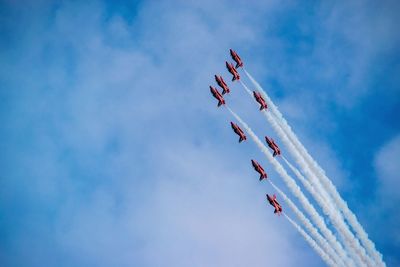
[239,80,334,212]
[282,211,336,267]
[239,79,331,211]
[281,156,329,203]
[252,90,371,266]
[268,180,347,267]
[282,155,333,209]
[230,80,368,265]
[240,79,336,217]
[282,156,373,266]
[239,80,253,96]
[242,69,384,266]
[225,106,354,266]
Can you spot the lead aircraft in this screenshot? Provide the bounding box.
[229,49,243,68]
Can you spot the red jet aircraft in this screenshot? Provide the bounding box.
[253,91,267,110]
[251,159,267,181]
[266,194,283,215]
[230,49,243,68]
[215,75,230,95]
[226,61,240,81]
[230,122,247,143]
[265,136,281,157]
[210,86,225,107]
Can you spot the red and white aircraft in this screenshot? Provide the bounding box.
[230,49,243,68]
[253,91,267,110]
[210,86,225,107]
[230,122,247,143]
[215,75,230,95]
[226,61,240,81]
[251,159,267,181]
[266,194,282,215]
[265,136,281,157]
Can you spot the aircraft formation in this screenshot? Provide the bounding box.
[208,49,386,267]
[209,49,282,216]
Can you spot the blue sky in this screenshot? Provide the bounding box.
[0,0,399,266]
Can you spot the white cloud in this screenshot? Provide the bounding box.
[1,1,327,267]
[372,134,400,266]
[375,134,400,200]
